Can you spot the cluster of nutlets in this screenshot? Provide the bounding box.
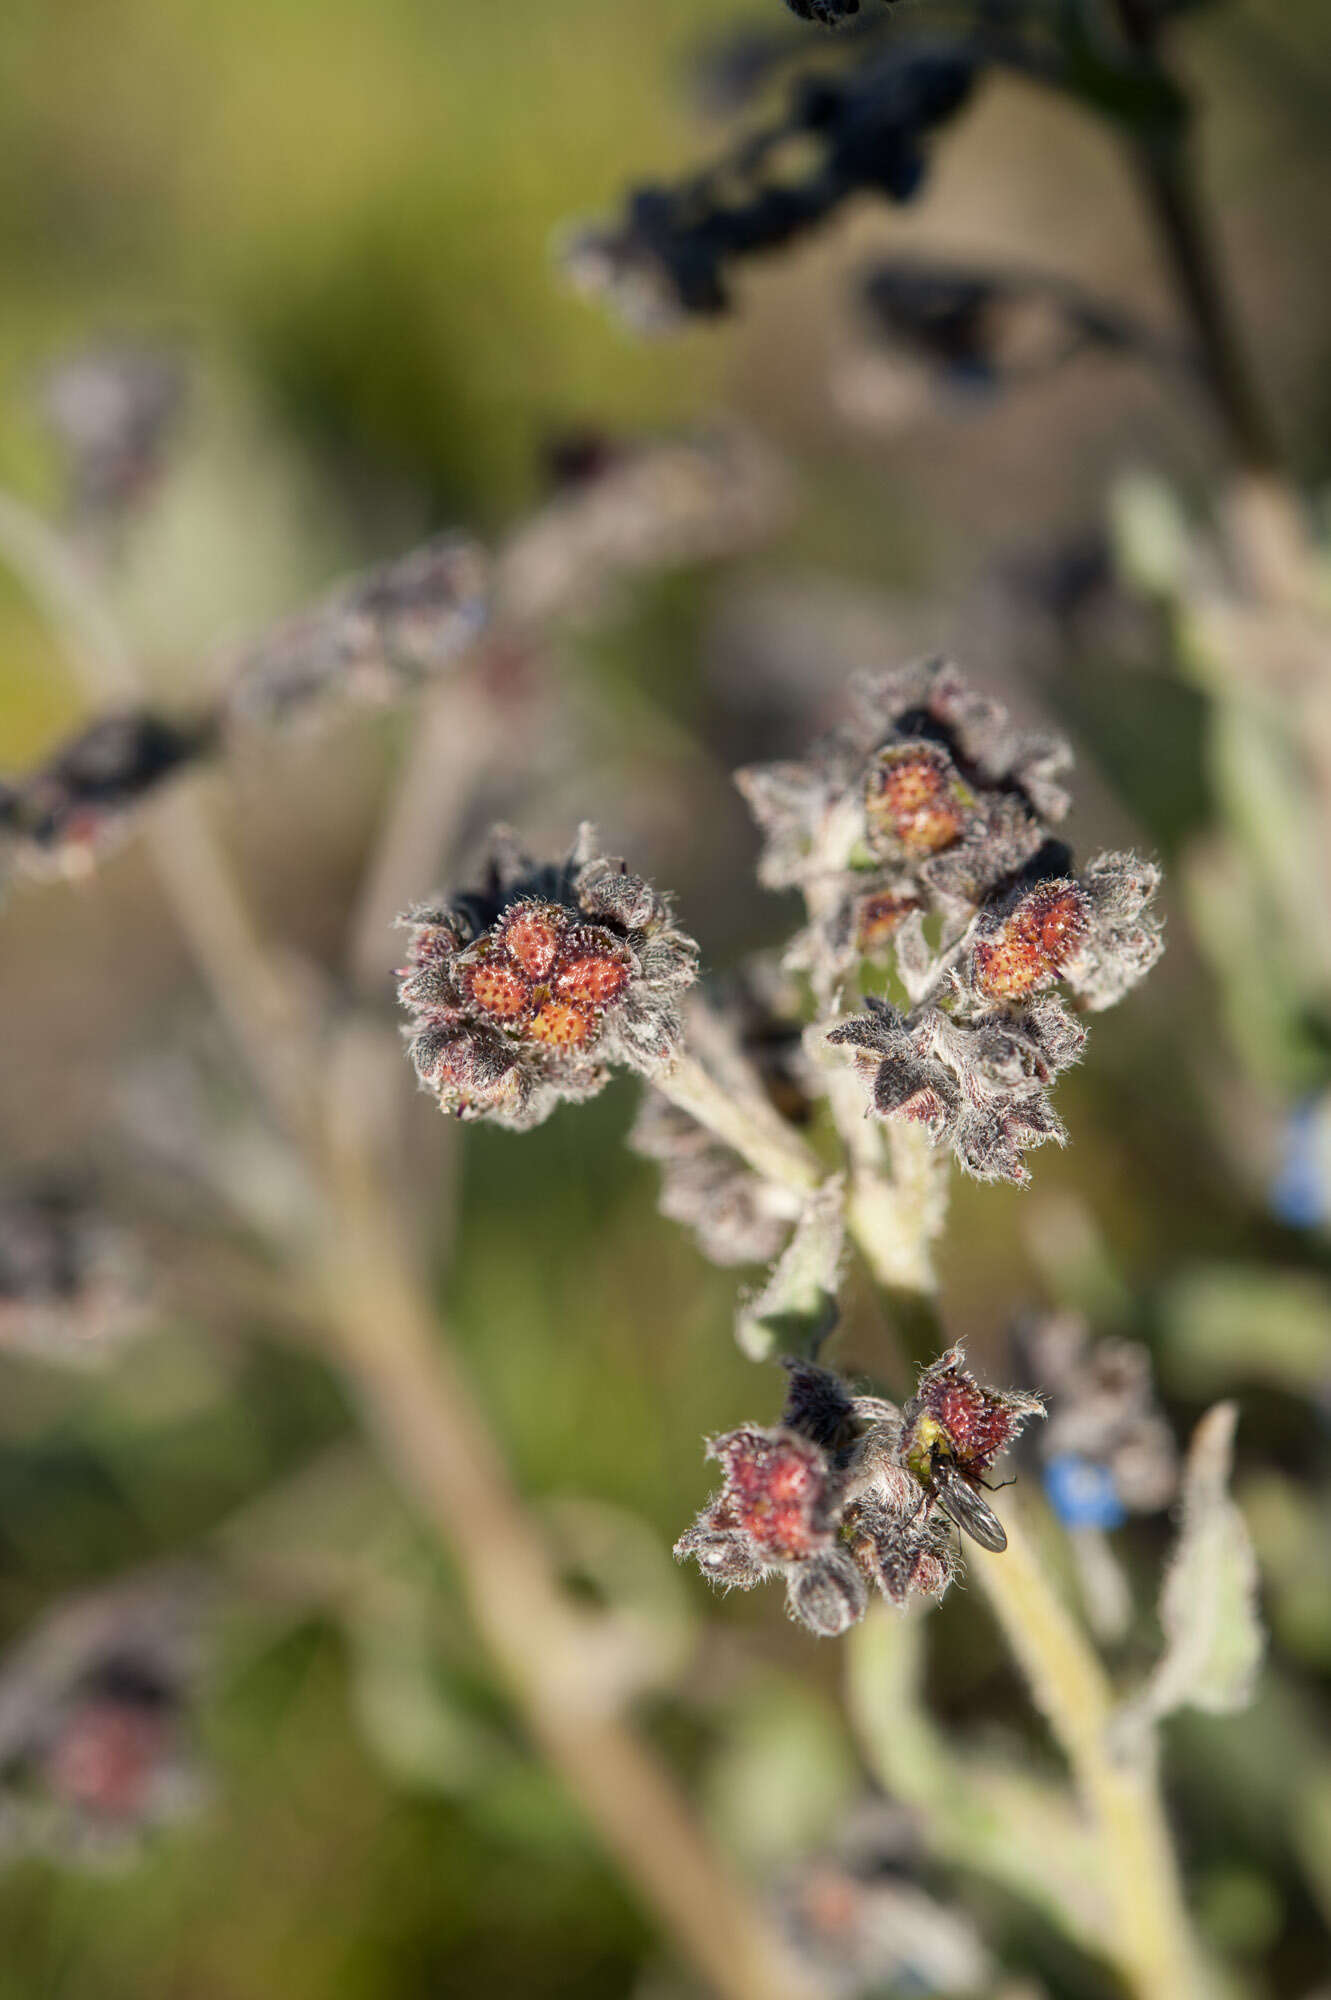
[738,661,1163,1184]
[397,825,698,1129]
[675,1346,1043,1634]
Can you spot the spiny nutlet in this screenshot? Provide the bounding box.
[396,824,697,1131]
[864,741,973,856]
[972,879,1088,1000]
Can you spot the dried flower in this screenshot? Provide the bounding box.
[1019,1313,1177,1525]
[564,49,976,330]
[1,710,211,879]
[784,0,866,24]
[398,824,698,1129]
[0,1189,151,1364]
[38,341,185,522]
[676,1349,1041,1632]
[0,1570,208,1865]
[226,534,489,729]
[899,1344,1045,1550]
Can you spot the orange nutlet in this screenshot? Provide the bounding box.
[856,889,923,954]
[528,998,595,1049]
[499,904,562,981]
[974,881,1087,999]
[865,745,967,855]
[554,952,630,1008]
[463,960,533,1020]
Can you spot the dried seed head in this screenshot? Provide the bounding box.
[397,825,697,1130]
[709,1428,836,1563]
[855,888,924,957]
[904,1343,1043,1487]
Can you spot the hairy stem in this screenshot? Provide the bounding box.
[973,1502,1210,2000]
[656,1048,823,1194]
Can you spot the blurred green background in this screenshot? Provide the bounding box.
[1,2,1330,1996]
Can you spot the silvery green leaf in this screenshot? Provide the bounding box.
[734,1176,844,1362]
[1131,1403,1264,1729]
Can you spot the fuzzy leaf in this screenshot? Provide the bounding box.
[734,1177,844,1362]
[1133,1403,1264,1727]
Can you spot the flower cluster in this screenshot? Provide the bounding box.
[1,710,210,881]
[675,1347,1042,1634]
[827,848,1162,1183]
[1018,1313,1177,1529]
[564,48,976,329]
[736,659,1161,1184]
[397,825,698,1130]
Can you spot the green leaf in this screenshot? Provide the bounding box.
[1132,1404,1264,1728]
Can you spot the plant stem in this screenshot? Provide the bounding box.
[972,1501,1210,2000]
[319,1029,817,2000]
[656,1048,823,1195]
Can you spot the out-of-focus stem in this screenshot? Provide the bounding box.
[317,1027,817,2000]
[346,674,503,1002]
[973,1502,1211,2000]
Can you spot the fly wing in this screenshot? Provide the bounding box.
[934,1463,1008,1552]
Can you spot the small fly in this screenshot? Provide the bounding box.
[928,1454,1008,1553]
